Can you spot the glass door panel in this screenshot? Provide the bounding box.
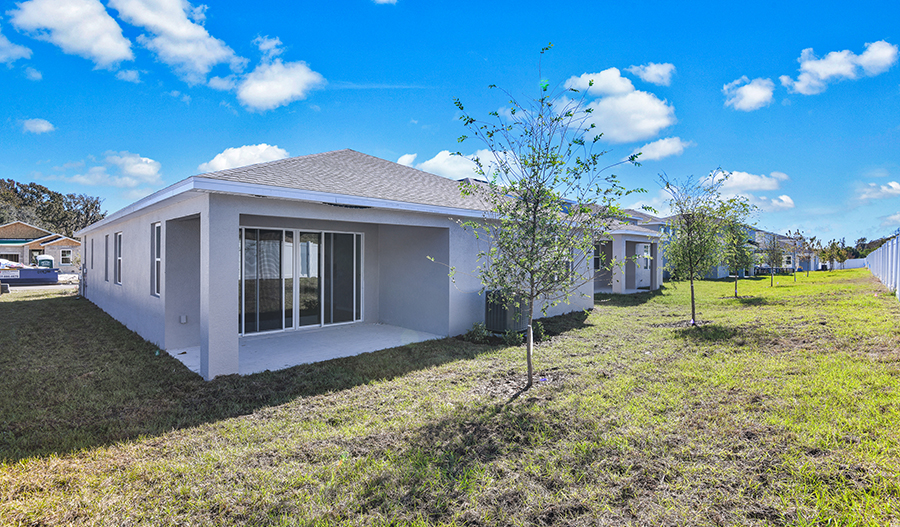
[243,229,258,333]
[257,230,283,331]
[298,232,321,326]
[325,233,355,324]
[284,231,293,328]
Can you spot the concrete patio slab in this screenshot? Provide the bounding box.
[167,323,444,376]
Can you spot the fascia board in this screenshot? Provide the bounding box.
[76,177,490,237]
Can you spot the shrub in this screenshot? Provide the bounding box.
[532,320,546,342]
[464,322,489,344]
[502,329,524,346]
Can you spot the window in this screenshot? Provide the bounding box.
[90,238,94,269]
[61,249,73,265]
[151,223,161,296]
[643,245,650,270]
[0,253,18,263]
[105,235,109,281]
[114,232,122,284]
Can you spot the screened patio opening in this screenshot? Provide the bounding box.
[239,228,363,335]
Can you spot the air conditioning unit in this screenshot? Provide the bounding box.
[484,291,529,333]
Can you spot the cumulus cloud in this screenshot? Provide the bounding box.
[9,0,133,69]
[565,68,635,96]
[397,153,417,166]
[626,62,676,86]
[237,58,324,111]
[859,181,900,200]
[116,69,140,83]
[880,212,900,228]
[198,143,289,172]
[564,68,676,143]
[24,66,42,80]
[57,151,162,188]
[108,0,242,84]
[208,75,235,90]
[716,170,789,192]
[631,137,693,161]
[745,194,795,211]
[583,90,676,143]
[22,118,55,134]
[103,151,163,186]
[0,23,32,63]
[723,76,775,111]
[779,40,899,95]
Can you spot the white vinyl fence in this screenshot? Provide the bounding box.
[867,235,900,301]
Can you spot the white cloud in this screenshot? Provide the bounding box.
[631,137,693,161]
[24,66,42,80]
[22,118,55,134]
[108,0,242,84]
[103,151,162,187]
[723,76,775,111]
[0,23,32,63]
[397,153,417,166]
[9,0,133,69]
[116,69,141,83]
[583,90,676,143]
[750,194,795,211]
[859,181,900,200]
[198,143,289,172]
[718,170,789,192]
[780,40,898,95]
[237,59,325,111]
[208,75,235,90]
[166,90,191,104]
[373,0,397,4]
[253,35,283,60]
[880,212,900,228]
[564,68,634,96]
[626,62,676,86]
[58,151,161,188]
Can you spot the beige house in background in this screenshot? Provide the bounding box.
[0,221,81,271]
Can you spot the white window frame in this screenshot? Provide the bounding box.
[104,235,109,282]
[114,232,123,285]
[61,249,73,265]
[151,223,161,296]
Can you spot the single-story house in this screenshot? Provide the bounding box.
[0,221,81,271]
[592,215,663,294]
[76,149,599,380]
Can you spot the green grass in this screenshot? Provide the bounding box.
[2,269,899,526]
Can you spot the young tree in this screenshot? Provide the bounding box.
[721,205,756,297]
[801,235,818,276]
[661,171,738,325]
[785,229,806,282]
[455,45,641,389]
[761,233,784,286]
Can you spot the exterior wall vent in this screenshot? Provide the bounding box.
[484,291,529,333]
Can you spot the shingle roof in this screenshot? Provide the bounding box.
[197,149,488,211]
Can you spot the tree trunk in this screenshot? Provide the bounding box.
[690,277,697,325]
[525,324,533,389]
[770,267,774,287]
[734,274,738,297]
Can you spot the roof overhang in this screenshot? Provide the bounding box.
[77,176,490,236]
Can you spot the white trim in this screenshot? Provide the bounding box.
[77,176,489,237]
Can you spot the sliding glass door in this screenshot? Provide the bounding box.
[240,228,362,335]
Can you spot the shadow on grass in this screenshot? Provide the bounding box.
[594,287,664,307]
[670,322,771,348]
[0,292,495,462]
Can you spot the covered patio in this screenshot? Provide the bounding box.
[167,322,443,376]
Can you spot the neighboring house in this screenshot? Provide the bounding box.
[75,149,595,380]
[593,212,663,294]
[0,221,81,272]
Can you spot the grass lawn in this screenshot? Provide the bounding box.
[1,269,899,526]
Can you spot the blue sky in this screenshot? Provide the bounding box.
[2,0,899,244]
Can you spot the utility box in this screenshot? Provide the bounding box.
[484,291,529,333]
[35,255,55,268]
